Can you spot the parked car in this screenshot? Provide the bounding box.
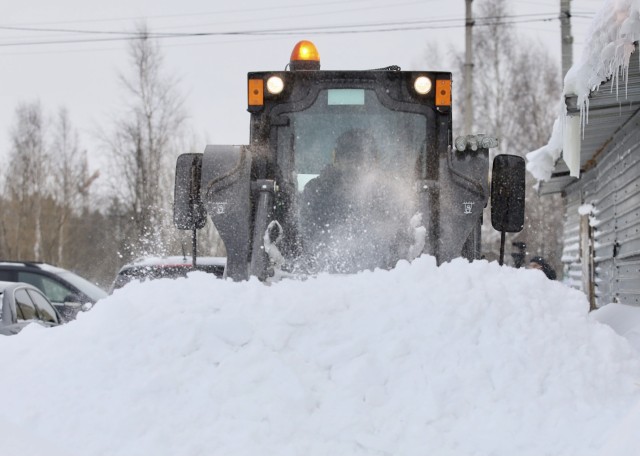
[0,281,63,335]
[112,256,226,291]
[0,261,108,320]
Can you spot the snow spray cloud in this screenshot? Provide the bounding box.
[297,143,425,274]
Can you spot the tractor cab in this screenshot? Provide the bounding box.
[174,41,524,281]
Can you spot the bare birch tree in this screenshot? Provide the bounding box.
[102,26,186,258]
[454,0,559,154]
[0,102,100,266]
[49,107,98,265]
[2,101,48,260]
[447,0,565,271]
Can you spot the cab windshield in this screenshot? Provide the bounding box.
[276,89,426,192]
[274,88,428,274]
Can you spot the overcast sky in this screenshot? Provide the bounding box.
[0,0,603,167]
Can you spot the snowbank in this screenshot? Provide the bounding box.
[0,256,639,456]
[527,0,640,181]
[589,303,640,455]
[592,302,640,352]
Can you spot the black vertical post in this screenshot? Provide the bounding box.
[464,0,474,134]
[499,230,506,266]
[192,227,197,267]
[560,0,573,78]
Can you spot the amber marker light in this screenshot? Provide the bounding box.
[435,79,452,107]
[266,75,284,95]
[290,40,321,71]
[414,76,432,95]
[248,79,264,106]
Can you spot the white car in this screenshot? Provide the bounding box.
[0,281,63,335]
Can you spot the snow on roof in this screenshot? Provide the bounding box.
[37,262,71,274]
[526,0,640,181]
[125,255,227,267]
[1,256,639,455]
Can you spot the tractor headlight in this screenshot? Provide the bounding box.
[266,76,284,95]
[414,76,432,95]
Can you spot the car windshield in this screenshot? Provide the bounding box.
[55,271,108,302]
[275,88,427,273]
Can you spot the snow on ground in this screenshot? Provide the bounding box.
[592,302,640,353]
[1,256,640,456]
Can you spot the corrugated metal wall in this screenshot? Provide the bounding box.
[562,111,640,307]
[561,185,582,288]
[612,139,640,306]
[591,140,617,307]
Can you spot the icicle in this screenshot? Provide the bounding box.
[579,97,590,137]
[625,54,630,99]
[563,115,582,178]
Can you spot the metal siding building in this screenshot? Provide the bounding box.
[542,49,640,308]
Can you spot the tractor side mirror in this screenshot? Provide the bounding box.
[491,154,525,266]
[491,154,525,233]
[174,153,207,230]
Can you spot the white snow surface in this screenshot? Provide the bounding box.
[592,302,640,353]
[1,256,640,456]
[125,255,227,267]
[579,203,595,215]
[526,0,640,181]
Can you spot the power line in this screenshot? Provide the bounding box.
[0,11,589,35]
[149,1,440,32]
[0,1,434,40]
[155,10,595,33]
[0,0,378,27]
[0,12,596,48]
[0,0,444,37]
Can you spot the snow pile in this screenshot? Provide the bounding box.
[1,256,640,456]
[527,0,640,181]
[592,302,640,352]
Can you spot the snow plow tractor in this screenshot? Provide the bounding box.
[174,41,525,281]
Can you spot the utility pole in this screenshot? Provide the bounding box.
[464,0,474,134]
[560,0,573,78]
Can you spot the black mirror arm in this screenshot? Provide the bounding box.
[192,226,197,267]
